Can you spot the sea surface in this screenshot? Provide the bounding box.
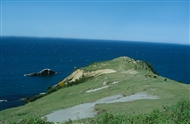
[0,37,189,111]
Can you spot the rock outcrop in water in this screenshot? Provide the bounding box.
[0,100,7,103]
[24,69,58,76]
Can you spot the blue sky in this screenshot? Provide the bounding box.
[0,0,189,44]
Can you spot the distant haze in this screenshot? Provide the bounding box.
[1,0,189,44]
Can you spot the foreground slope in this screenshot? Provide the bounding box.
[0,56,189,123]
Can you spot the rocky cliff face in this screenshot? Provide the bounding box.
[62,69,116,84]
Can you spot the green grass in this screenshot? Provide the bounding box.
[87,99,190,124]
[3,99,189,124]
[2,99,189,124]
[0,56,189,123]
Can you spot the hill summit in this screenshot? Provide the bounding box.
[55,56,158,87]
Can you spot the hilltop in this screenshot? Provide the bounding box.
[0,56,189,123]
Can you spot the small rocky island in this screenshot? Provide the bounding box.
[24,69,58,76]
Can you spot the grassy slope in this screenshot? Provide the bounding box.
[0,57,189,123]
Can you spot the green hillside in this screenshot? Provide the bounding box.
[0,56,189,123]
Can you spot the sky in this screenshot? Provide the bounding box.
[0,0,189,44]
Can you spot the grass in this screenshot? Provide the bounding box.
[88,99,190,124]
[2,99,189,124]
[0,56,189,123]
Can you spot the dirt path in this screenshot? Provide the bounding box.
[45,92,158,123]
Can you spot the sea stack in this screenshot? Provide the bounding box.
[24,69,58,76]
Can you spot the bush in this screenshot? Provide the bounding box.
[24,86,61,103]
[65,76,92,87]
[46,86,51,91]
[24,94,45,103]
[58,81,64,87]
[143,61,158,74]
[25,75,92,103]
[8,117,53,124]
[46,85,62,94]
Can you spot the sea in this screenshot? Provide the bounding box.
[0,37,189,111]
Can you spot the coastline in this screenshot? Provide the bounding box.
[1,38,190,111]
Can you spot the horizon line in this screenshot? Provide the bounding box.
[1,35,189,45]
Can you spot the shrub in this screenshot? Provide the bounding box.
[25,85,63,103]
[46,85,62,94]
[46,86,51,91]
[25,75,92,103]
[58,81,64,87]
[65,76,92,87]
[24,94,46,103]
[8,117,53,124]
[143,61,158,74]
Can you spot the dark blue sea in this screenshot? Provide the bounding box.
[0,37,189,111]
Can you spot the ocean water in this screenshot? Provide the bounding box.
[0,37,189,111]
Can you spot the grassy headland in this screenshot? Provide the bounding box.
[0,56,189,123]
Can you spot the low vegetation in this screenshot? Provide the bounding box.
[65,99,190,124]
[92,99,189,124]
[4,99,189,124]
[24,85,62,103]
[3,117,53,124]
[143,61,158,74]
[24,75,93,103]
